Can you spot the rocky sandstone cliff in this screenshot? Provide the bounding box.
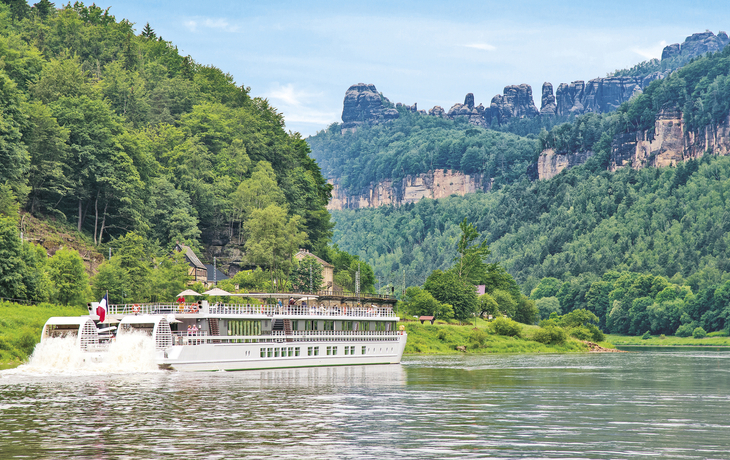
[537,149,595,180]
[326,170,490,211]
[536,108,730,180]
[609,109,730,171]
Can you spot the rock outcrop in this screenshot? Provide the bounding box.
[338,32,730,135]
[326,170,491,210]
[341,83,399,132]
[447,93,488,127]
[661,31,729,61]
[540,83,557,116]
[537,149,595,180]
[488,84,540,124]
[609,109,730,171]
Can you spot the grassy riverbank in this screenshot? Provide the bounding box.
[0,301,87,369]
[607,334,730,347]
[401,320,613,354]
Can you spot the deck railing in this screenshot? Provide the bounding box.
[107,303,397,318]
[167,329,403,346]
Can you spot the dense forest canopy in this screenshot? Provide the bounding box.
[308,111,540,193]
[0,1,333,255]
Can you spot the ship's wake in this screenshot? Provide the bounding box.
[4,332,161,375]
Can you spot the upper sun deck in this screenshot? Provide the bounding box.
[105,302,398,319]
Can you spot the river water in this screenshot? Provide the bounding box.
[2,347,730,459]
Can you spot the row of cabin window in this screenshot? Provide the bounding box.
[260,346,367,357]
[261,347,301,358]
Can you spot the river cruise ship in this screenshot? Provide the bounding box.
[40,293,407,372]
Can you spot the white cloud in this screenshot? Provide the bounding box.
[462,43,497,51]
[267,83,311,107]
[265,84,338,126]
[632,40,668,60]
[183,17,239,33]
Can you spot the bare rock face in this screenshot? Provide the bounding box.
[327,170,491,210]
[537,149,594,180]
[555,81,585,116]
[609,108,730,171]
[489,84,540,124]
[464,93,475,110]
[429,106,446,117]
[446,93,488,127]
[661,31,730,61]
[341,83,399,131]
[540,82,557,116]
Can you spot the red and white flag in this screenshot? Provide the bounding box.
[96,294,108,322]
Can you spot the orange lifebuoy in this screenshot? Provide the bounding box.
[132,304,140,314]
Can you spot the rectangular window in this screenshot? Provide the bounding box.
[274,348,280,357]
[314,346,319,356]
[350,346,355,355]
[229,320,261,336]
[343,321,353,331]
[324,321,334,331]
[295,347,300,356]
[260,348,265,358]
[291,320,298,331]
[308,346,313,356]
[362,346,366,355]
[332,346,337,356]
[288,347,293,357]
[344,347,349,355]
[327,346,332,356]
[267,348,273,358]
[306,320,318,331]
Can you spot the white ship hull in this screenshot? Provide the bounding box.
[160,334,407,372]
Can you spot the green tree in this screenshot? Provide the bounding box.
[289,255,324,293]
[454,217,491,284]
[0,215,24,299]
[530,277,562,300]
[46,247,88,305]
[477,293,499,319]
[536,296,561,320]
[424,269,478,322]
[513,295,539,324]
[244,204,306,282]
[401,286,454,320]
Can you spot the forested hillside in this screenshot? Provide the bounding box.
[0,2,348,305]
[333,154,730,335]
[308,112,541,194]
[329,44,730,336]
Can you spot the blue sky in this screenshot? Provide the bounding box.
[102,1,730,136]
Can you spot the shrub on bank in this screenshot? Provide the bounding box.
[675,322,696,337]
[491,317,522,337]
[532,326,567,345]
[693,327,707,339]
[469,328,488,348]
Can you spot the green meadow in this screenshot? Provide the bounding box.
[401,319,609,354]
[607,333,730,347]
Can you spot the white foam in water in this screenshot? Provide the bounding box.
[5,332,161,376]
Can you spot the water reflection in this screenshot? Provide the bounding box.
[2,353,730,459]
